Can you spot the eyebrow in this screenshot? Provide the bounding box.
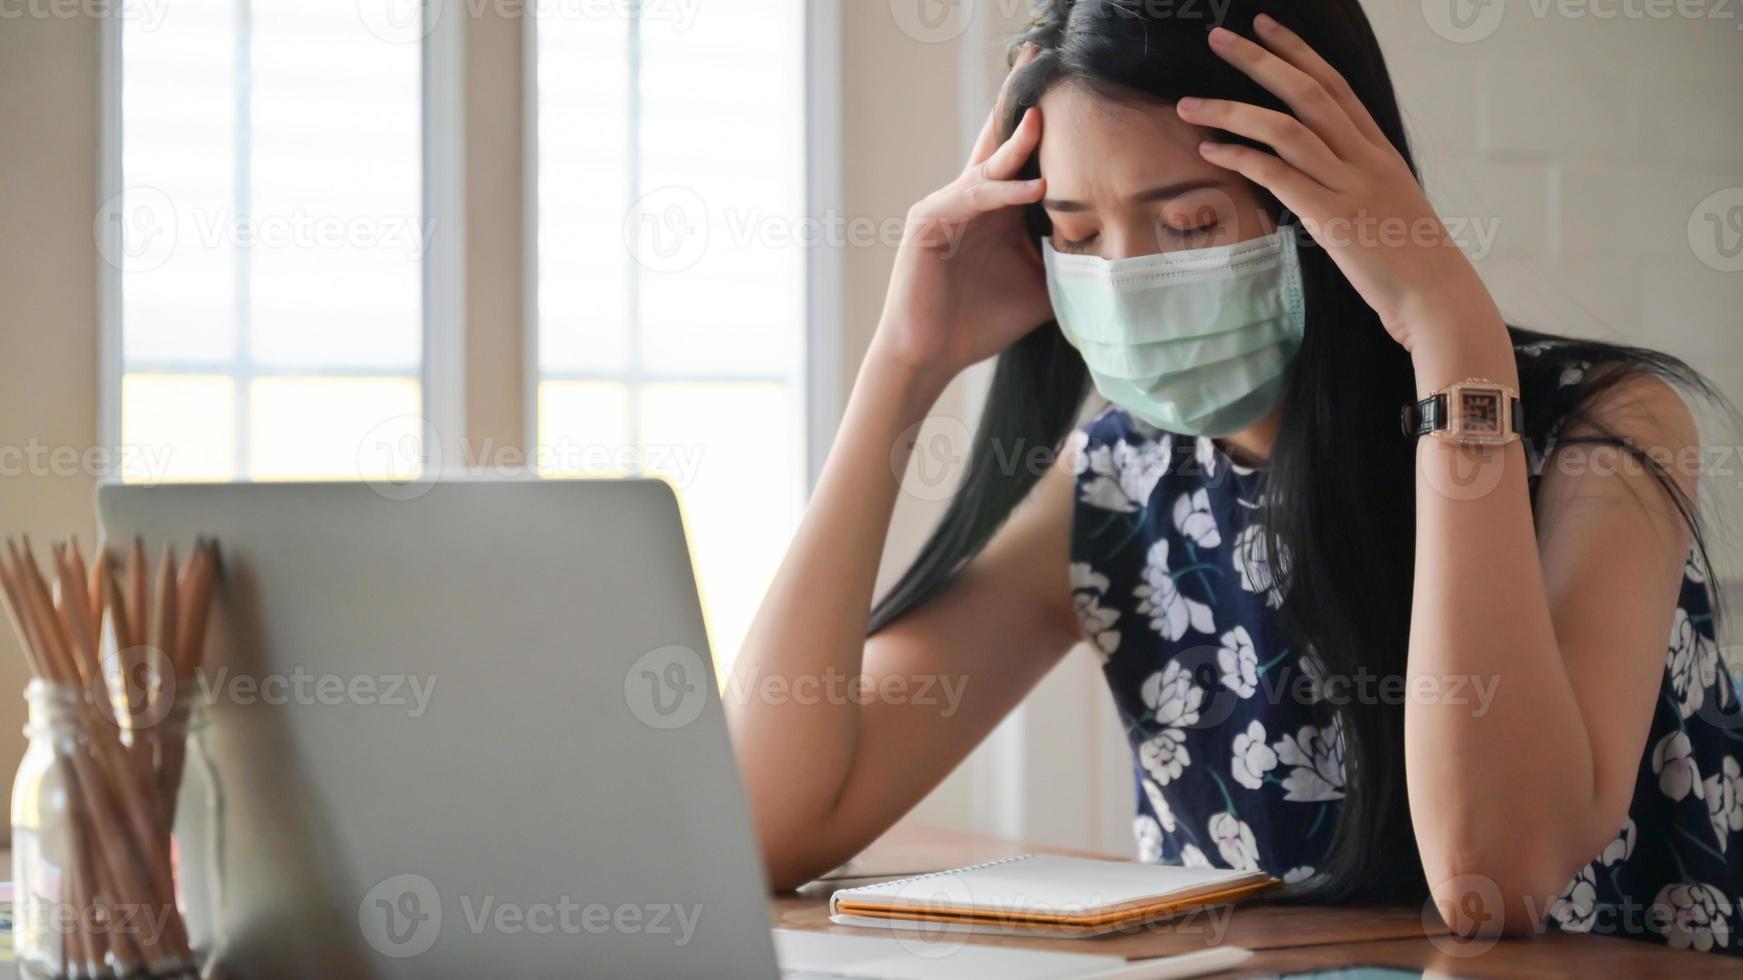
[1042,179,1224,213]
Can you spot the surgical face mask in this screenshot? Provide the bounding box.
[1042,227,1306,438]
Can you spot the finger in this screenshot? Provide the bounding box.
[1196,141,1331,218]
[905,178,1046,251]
[1252,13,1391,152]
[1207,26,1367,163]
[970,42,1042,166]
[981,106,1042,182]
[1176,97,1345,190]
[960,176,1048,214]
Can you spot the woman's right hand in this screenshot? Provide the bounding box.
[872,45,1055,387]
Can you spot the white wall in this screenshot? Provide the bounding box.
[0,10,104,835]
[1365,0,1743,592]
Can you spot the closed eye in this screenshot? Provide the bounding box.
[1057,233,1100,254]
[1162,220,1217,245]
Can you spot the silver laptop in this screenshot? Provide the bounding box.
[99,478,779,977]
[99,479,1246,980]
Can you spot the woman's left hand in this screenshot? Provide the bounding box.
[1176,14,1499,357]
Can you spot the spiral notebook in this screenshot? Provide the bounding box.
[828,854,1277,938]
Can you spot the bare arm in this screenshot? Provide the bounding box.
[727,373,1079,887]
[726,45,1083,890]
[1407,344,1698,933]
[1178,17,1705,931]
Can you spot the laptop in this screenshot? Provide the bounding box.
[98,479,1249,979]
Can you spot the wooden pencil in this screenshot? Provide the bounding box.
[0,537,216,975]
[127,537,148,656]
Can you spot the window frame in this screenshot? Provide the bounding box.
[96,0,467,477]
[519,0,842,488]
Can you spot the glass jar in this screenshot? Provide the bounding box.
[11,679,223,979]
[161,692,225,967]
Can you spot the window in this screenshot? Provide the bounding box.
[532,2,809,663]
[109,0,434,483]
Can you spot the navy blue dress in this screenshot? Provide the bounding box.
[1067,349,1742,954]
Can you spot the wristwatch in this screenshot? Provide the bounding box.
[1401,379,1523,447]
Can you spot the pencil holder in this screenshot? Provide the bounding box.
[1,537,222,979]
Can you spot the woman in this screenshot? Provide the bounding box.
[727,0,1739,953]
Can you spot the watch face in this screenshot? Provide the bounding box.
[1458,389,1503,434]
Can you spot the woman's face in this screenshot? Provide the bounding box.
[1037,82,1273,260]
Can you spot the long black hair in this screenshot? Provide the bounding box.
[867,0,1726,904]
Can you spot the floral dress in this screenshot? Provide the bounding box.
[1067,374,1743,954]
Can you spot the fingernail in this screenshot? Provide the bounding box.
[1209,27,1234,46]
[1199,141,1223,155]
[1254,13,1277,32]
[1176,97,1202,113]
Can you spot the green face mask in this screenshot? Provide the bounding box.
[1042,228,1306,438]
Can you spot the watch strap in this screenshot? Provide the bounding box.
[1401,391,1524,439]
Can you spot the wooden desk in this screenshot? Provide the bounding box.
[772,825,1737,978]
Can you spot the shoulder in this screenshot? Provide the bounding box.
[1514,336,1698,444]
[1516,338,1701,500]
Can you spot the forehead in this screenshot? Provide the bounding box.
[1035,81,1223,197]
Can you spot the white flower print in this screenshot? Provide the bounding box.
[1142,778,1177,834]
[1134,814,1164,864]
[1550,865,1598,933]
[1140,728,1191,786]
[1232,524,1287,609]
[1142,660,1206,728]
[1195,436,1256,478]
[1134,540,1216,641]
[1686,552,1709,585]
[1066,429,1090,475]
[1078,435,1172,512]
[1137,662,1204,786]
[1705,756,1743,852]
[1559,361,1592,388]
[1232,720,1279,791]
[1070,563,1121,663]
[1274,716,1346,802]
[1179,843,1213,869]
[1194,436,1219,480]
[1600,817,1636,867]
[1669,608,1718,719]
[1172,489,1221,549]
[1653,883,1733,952]
[1652,730,1704,802]
[1217,627,1259,699]
[1282,866,1316,886]
[1208,812,1261,871]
